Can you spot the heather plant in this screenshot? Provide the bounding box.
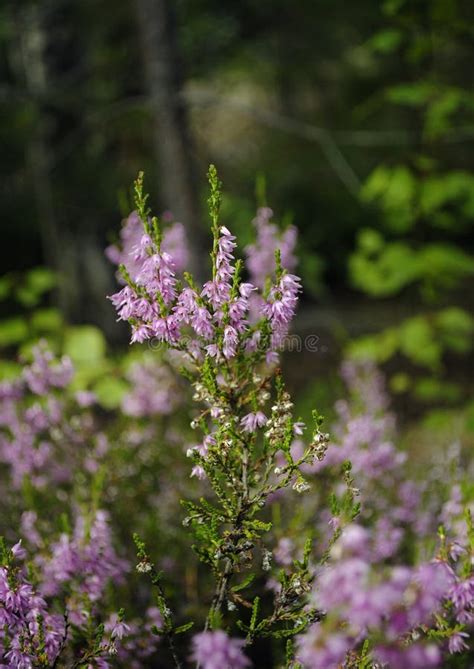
[108,167,340,662]
[108,166,473,668]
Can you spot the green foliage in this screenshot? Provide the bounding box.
[348,1,474,412]
[63,326,107,366]
[0,267,63,354]
[361,165,416,232]
[93,376,128,410]
[349,308,473,403]
[0,317,29,347]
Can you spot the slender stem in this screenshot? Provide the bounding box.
[165,629,183,669]
[152,573,183,669]
[205,444,249,629]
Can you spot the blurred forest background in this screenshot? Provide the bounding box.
[1,0,473,442]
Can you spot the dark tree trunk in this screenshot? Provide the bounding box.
[15,5,117,332]
[16,4,79,316]
[135,0,205,277]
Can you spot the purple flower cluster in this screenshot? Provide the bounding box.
[0,529,134,668]
[0,542,65,667]
[263,272,301,353]
[191,631,251,669]
[0,344,106,489]
[296,524,454,669]
[37,510,127,626]
[109,212,301,364]
[287,360,474,667]
[245,207,297,289]
[122,354,182,417]
[106,211,189,281]
[311,360,433,559]
[103,606,162,667]
[22,344,73,395]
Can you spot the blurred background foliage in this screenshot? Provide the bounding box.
[0,0,473,439]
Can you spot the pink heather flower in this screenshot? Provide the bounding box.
[448,631,469,654]
[173,286,196,323]
[131,324,154,343]
[75,390,97,407]
[11,541,26,560]
[245,207,297,288]
[135,250,177,307]
[190,465,206,480]
[108,218,183,344]
[105,613,131,641]
[293,421,306,435]
[448,542,465,561]
[105,211,143,281]
[245,331,261,353]
[122,357,181,417]
[201,226,236,310]
[191,631,251,669]
[39,510,127,611]
[274,538,294,566]
[216,226,237,281]
[23,345,73,395]
[449,576,474,611]
[223,325,238,359]
[375,643,440,669]
[205,343,221,360]
[239,282,256,299]
[228,297,249,332]
[296,625,351,669]
[264,272,301,350]
[240,411,267,432]
[187,435,216,459]
[145,606,163,632]
[336,524,371,559]
[192,306,214,340]
[162,222,189,273]
[106,212,189,280]
[0,554,66,665]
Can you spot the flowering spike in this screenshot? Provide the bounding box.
[133,171,150,227]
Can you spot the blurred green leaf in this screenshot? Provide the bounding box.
[299,250,325,297]
[0,360,21,379]
[419,245,474,293]
[382,0,407,17]
[414,377,461,402]
[15,267,57,307]
[0,317,29,347]
[347,327,399,363]
[390,372,410,393]
[420,172,474,221]
[424,89,463,139]
[465,403,474,433]
[386,82,436,107]
[436,308,474,353]
[0,276,12,302]
[350,240,420,296]
[63,326,107,366]
[93,376,128,409]
[361,165,416,232]
[399,316,441,370]
[368,29,402,53]
[358,228,384,254]
[31,308,63,333]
